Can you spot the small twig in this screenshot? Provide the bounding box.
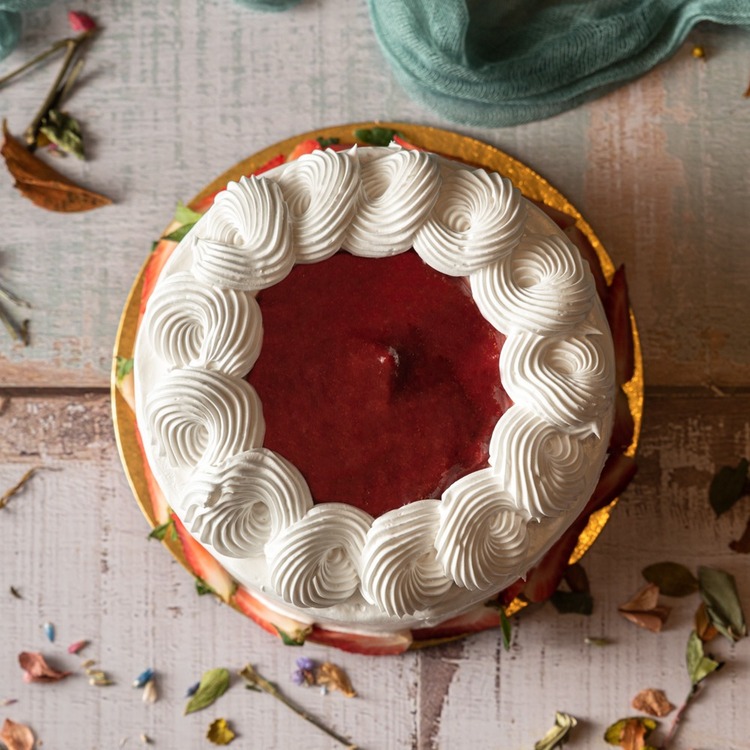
[0,38,70,89]
[0,467,40,510]
[24,30,94,150]
[659,684,702,749]
[239,665,358,749]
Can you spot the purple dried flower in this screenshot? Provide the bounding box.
[295,656,316,671]
[291,669,306,686]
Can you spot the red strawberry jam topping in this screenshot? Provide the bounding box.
[246,250,510,518]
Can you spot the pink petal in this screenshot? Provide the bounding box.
[68,11,97,33]
[18,652,71,683]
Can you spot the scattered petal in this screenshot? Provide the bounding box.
[697,566,747,642]
[0,698,18,706]
[315,663,356,698]
[631,688,675,717]
[641,562,698,597]
[729,517,750,554]
[133,668,154,688]
[184,668,230,715]
[68,10,97,33]
[534,711,578,750]
[186,681,200,697]
[694,602,719,643]
[206,718,236,746]
[140,735,153,745]
[67,640,89,655]
[43,622,55,643]
[618,584,671,632]
[584,636,611,646]
[686,630,723,685]
[18,652,71,683]
[10,586,22,599]
[604,717,657,748]
[295,657,316,671]
[709,458,749,516]
[142,678,158,704]
[0,718,35,750]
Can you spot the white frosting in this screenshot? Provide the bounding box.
[134,145,616,631]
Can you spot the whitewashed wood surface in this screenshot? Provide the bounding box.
[1,2,749,748]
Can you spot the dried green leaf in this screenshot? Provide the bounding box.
[354,127,403,147]
[534,711,577,750]
[641,562,698,597]
[686,630,722,685]
[39,109,85,159]
[499,607,511,651]
[584,636,611,646]
[184,668,230,715]
[550,590,594,615]
[709,458,749,516]
[174,201,203,225]
[206,718,235,745]
[604,717,657,747]
[274,625,305,646]
[115,356,133,384]
[147,519,173,541]
[316,662,356,698]
[697,566,747,642]
[162,222,196,243]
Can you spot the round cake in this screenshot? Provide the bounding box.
[133,144,616,636]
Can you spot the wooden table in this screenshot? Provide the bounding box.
[2,4,749,748]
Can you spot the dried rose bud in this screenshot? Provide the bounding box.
[68,10,97,33]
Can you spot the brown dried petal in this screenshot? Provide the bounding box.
[1,718,35,750]
[620,583,660,612]
[618,584,671,632]
[695,602,719,643]
[315,662,357,698]
[1,121,111,212]
[631,688,675,718]
[621,718,648,750]
[18,651,71,683]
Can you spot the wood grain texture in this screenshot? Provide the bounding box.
[2,391,749,748]
[2,1,750,747]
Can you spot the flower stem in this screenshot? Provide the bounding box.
[239,665,358,749]
[660,684,701,749]
[0,39,69,89]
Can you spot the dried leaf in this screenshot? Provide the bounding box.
[697,566,747,642]
[604,717,657,748]
[686,630,722,685]
[184,668,230,714]
[0,718,35,750]
[562,563,590,593]
[694,602,719,643]
[631,688,675,717]
[1,120,111,212]
[709,458,749,516]
[618,584,671,632]
[534,711,577,750]
[206,718,235,746]
[641,562,698,597]
[18,651,71,683]
[729,516,750,554]
[39,109,84,159]
[550,590,594,615]
[316,663,356,698]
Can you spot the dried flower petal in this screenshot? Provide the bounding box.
[0,698,18,707]
[534,711,578,750]
[296,657,316,671]
[142,678,158,704]
[604,717,657,748]
[618,584,671,632]
[694,602,719,643]
[10,586,22,599]
[186,681,200,697]
[0,718,35,750]
[67,639,89,654]
[631,688,675,717]
[43,622,55,642]
[315,663,356,698]
[698,566,747,642]
[206,718,235,746]
[584,636,611,646]
[133,668,154,688]
[18,651,71,683]
[68,11,97,33]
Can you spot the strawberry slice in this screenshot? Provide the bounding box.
[134,425,170,525]
[288,139,323,162]
[392,135,421,151]
[253,153,286,175]
[308,625,412,655]
[411,603,500,643]
[171,513,236,603]
[139,238,178,317]
[605,265,636,385]
[232,586,312,644]
[588,451,638,513]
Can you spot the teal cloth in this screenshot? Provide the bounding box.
[0,10,21,62]
[367,0,750,127]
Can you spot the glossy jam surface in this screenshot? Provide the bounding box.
[247,251,509,517]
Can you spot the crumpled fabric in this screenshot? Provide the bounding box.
[366,0,750,126]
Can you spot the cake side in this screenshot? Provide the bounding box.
[133,145,616,632]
